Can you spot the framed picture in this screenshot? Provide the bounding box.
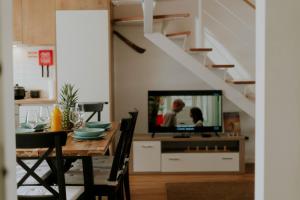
[223,112,241,135]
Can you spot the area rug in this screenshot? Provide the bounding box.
[166,181,254,200]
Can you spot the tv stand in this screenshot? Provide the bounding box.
[132,133,245,174]
[173,133,191,138]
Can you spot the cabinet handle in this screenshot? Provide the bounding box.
[141,145,154,148]
[222,157,233,160]
[168,158,180,161]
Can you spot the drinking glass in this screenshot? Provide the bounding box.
[69,107,80,128]
[26,111,38,129]
[76,104,85,120]
[39,106,50,123]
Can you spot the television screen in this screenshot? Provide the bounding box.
[148,90,222,133]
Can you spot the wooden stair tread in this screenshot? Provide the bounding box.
[244,0,256,10]
[226,80,256,84]
[190,48,213,52]
[113,13,190,24]
[246,93,256,101]
[211,64,235,68]
[166,31,191,38]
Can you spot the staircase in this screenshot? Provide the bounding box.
[113,0,255,118]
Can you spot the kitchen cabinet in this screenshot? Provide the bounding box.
[13,0,23,42]
[56,0,109,10]
[22,0,56,45]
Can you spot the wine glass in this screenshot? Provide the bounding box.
[76,104,85,120]
[69,107,81,129]
[26,111,38,129]
[39,106,50,123]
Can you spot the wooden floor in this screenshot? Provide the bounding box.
[130,166,254,200]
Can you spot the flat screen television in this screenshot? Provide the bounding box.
[148,90,222,133]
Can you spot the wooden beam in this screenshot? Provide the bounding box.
[113,31,146,54]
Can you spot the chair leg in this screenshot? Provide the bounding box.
[117,184,124,200]
[124,170,131,200]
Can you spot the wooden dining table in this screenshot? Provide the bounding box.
[16,121,120,200]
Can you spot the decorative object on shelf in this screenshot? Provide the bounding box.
[14,84,26,100]
[38,49,54,78]
[223,112,241,136]
[59,84,79,130]
[30,90,40,98]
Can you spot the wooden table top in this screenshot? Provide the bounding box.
[16,122,119,157]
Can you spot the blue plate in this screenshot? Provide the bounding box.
[16,128,35,134]
[74,128,105,137]
[86,122,111,129]
[72,134,106,140]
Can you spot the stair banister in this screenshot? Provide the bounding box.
[143,0,154,33]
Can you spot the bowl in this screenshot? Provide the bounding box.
[74,128,105,137]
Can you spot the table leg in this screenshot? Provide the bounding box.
[82,157,95,200]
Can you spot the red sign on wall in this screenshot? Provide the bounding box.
[38,50,53,66]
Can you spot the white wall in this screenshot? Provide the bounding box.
[13,46,56,99]
[113,26,255,162]
[0,0,17,199]
[256,0,300,199]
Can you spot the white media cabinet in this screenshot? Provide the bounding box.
[132,134,245,173]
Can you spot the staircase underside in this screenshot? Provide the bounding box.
[145,32,255,118]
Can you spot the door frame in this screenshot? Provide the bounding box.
[0,0,17,199]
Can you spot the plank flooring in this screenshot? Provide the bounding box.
[130,165,254,200]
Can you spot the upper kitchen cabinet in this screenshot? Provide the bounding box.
[22,0,56,45]
[13,0,23,42]
[56,0,109,10]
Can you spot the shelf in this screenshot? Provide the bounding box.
[15,98,57,105]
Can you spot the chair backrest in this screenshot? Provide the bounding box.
[78,102,108,122]
[16,131,68,200]
[108,118,132,182]
[124,110,139,158]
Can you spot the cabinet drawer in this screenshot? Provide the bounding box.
[133,141,161,172]
[161,153,239,172]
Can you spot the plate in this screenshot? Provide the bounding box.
[85,121,111,129]
[21,122,48,130]
[74,128,105,137]
[72,134,106,141]
[16,128,35,134]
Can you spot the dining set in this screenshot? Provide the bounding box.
[15,104,139,200]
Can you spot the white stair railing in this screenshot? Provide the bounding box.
[143,0,154,33]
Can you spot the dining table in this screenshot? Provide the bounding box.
[16,121,120,200]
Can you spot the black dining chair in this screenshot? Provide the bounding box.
[78,102,108,122]
[65,117,133,200]
[16,131,85,200]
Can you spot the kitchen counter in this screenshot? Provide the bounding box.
[15,98,57,105]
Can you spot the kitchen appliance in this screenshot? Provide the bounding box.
[14,84,26,100]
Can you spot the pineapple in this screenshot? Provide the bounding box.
[59,84,79,130]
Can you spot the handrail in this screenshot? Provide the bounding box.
[243,0,256,10]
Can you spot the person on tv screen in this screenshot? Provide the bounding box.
[162,99,185,127]
[190,107,204,127]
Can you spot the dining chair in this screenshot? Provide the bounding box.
[65,118,133,200]
[16,131,85,200]
[78,102,108,122]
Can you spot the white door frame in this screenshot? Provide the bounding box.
[0,0,17,199]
